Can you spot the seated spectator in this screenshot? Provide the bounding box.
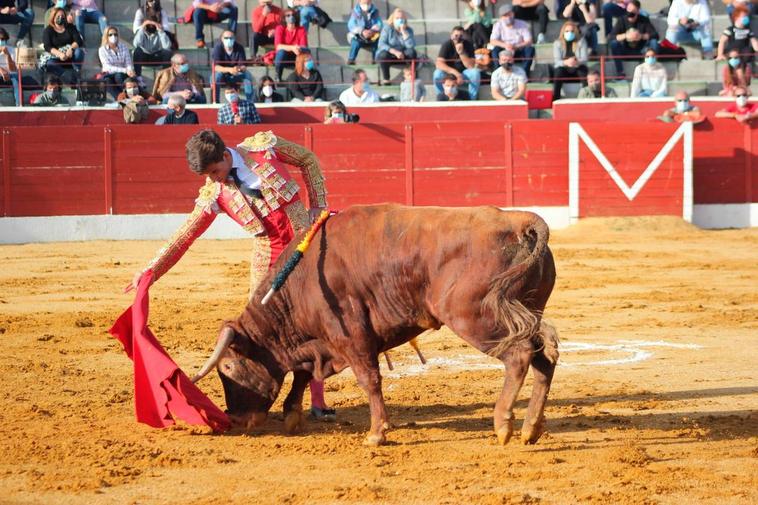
[665,0,712,58]
[609,0,659,79]
[117,76,157,104]
[376,8,417,85]
[274,8,308,81]
[400,65,425,102]
[192,0,238,49]
[256,75,284,102]
[715,86,758,122]
[553,21,588,99]
[602,0,628,40]
[0,27,37,105]
[72,0,108,45]
[0,1,34,47]
[512,0,549,44]
[463,0,493,49]
[133,1,175,77]
[490,5,535,77]
[288,0,331,29]
[437,73,470,101]
[32,75,69,106]
[217,82,261,124]
[717,5,758,61]
[347,0,382,65]
[721,48,752,96]
[251,0,281,56]
[212,30,254,102]
[288,51,324,102]
[435,26,481,99]
[577,69,618,98]
[658,90,703,123]
[99,26,136,99]
[156,94,199,124]
[490,49,526,101]
[42,7,84,85]
[630,48,667,97]
[45,0,73,26]
[152,53,207,104]
[339,68,378,105]
[324,100,347,123]
[559,0,600,55]
[723,0,758,17]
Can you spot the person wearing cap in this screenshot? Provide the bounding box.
[490,4,535,77]
[490,49,527,100]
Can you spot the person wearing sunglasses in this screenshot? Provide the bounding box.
[715,86,758,123]
[212,29,254,102]
[98,26,136,99]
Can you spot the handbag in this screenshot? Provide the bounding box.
[39,44,72,68]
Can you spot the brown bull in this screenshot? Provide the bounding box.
[194,204,558,446]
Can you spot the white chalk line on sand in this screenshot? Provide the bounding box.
[383,340,704,378]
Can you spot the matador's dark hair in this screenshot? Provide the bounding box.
[186,129,227,175]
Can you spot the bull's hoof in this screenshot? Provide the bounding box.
[283,409,305,434]
[363,433,387,446]
[495,420,514,446]
[229,412,268,431]
[520,417,545,445]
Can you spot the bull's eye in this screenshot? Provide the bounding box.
[224,363,234,371]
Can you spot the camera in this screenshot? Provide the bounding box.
[344,113,360,123]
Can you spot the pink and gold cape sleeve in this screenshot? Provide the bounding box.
[143,179,221,283]
[273,136,328,208]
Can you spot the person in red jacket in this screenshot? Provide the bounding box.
[274,8,307,81]
[251,0,281,56]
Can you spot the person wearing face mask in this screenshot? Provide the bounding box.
[717,5,758,62]
[153,52,207,104]
[721,49,752,96]
[132,1,175,77]
[346,0,382,65]
[117,77,156,123]
[463,0,493,50]
[287,51,324,102]
[212,30,254,102]
[490,49,526,101]
[552,21,588,99]
[489,5,535,77]
[339,68,379,105]
[71,0,109,45]
[274,8,308,81]
[630,48,667,97]
[190,0,238,49]
[558,0,600,55]
[157,94,199,124]
[716,85,758,123]
[98,26,136,99]
[44,0,73,28]
[217,82,261,124]
[375,8,417,86]
[0,0,34,47]
[323,99,347,124]
[609,0,659,79]
[434,26,481,99]
[41,7,84,85]
[437,73,470,101]
[577,69,617,98]
[256,75,284,102]
[32,75,69,106]
[658,90,703,123]
[665,0,713,59]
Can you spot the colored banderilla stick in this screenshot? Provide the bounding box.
[261,209,332,305]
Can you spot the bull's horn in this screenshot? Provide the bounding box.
[191,326,235,383]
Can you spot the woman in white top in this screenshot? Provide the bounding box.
[98,25,135,99]
[665,0,713,58]
[631,48,667,97]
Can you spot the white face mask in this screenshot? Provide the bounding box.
[360,2,370,11]
[675,100,689,113]
[262,85,273,97]
[126,86,138,97]
[737,96,749,108]
[443,86,457,97]
[108,35,118,44]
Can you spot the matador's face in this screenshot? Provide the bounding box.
[203,150,233,183]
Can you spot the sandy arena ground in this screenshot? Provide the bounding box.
[1,216,756,504]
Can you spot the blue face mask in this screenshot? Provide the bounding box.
[178,63,190,74]
[563,31,576,42]
[223,37,234,49]
[645,56,656,65]
[304,60,315,71]
[729,57,742,68]
[0,40,6,47]
[225,93,239,103]
[394,18,405,29]
[741,17,750,28]
[56,0,66,8]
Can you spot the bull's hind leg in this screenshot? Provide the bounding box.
[282,370,311,434]
[521,321,559,444]
[493,341,533,445]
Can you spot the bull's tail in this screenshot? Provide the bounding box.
[484,214,550,359]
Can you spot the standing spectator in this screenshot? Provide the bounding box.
[376,8,417,86]
[98,26,136,99]
[0,0,34,47]
[256,75,284,102]
[717,5,758,61]
[721,48,752,96]
[32,75,69,106]
[347,0,382,65]
[609,0,659,79]
[218,82,261,124]
[288,51,324,102]
[152,53,206,103]
[212,30,254,102]
[512,0,549,44]
[601,0,629,39]
[463,0,493,49]
[192,0,238,49]
[577,69,618,97]
[437,73,470,101]
[288,0,331,29]
[157,94,200,124]
[559,0,600,55]
[134,0,177,51]
[323,100,348,123]
[658,90,703,122]
[274,8,308,81]
[42,7,84,85]
[552,21,588,99]
[665,0,712,58]
[490,5,535,77]
[490,49,527,101]
[132,4,173,77]
[72,0,108,45]
[630,48,667,97]
[338,68,379,105]
[435,26,481,99]
[715,86,758,122]
[400,64,425,102]
[251,0,281,56]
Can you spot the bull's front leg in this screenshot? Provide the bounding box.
[352,357,390,446]
[282,370,311,434]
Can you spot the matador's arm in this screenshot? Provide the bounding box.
[273,136,328,208]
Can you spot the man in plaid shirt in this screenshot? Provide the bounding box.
[217,82,261,124]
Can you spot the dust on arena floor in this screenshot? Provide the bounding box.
[0,216,756,505]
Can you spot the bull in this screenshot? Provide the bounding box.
[193,204,558,446]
